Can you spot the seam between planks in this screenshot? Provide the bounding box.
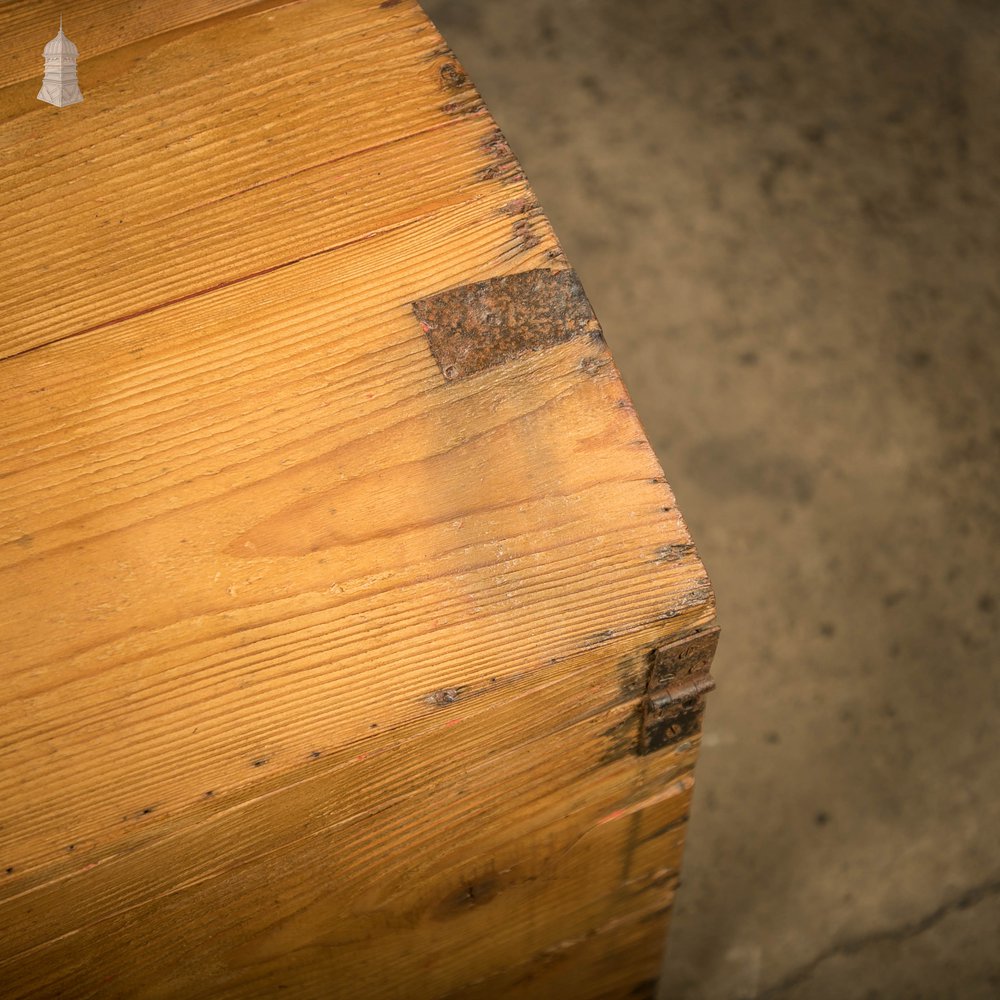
[0,190,474,366]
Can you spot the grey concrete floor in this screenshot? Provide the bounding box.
[423,2,1000,997]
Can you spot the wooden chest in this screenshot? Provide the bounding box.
[0,2,718,997]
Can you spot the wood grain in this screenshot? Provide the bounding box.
[0,0,267,90]
[0,1,717,996]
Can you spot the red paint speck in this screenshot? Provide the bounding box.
[598,808,627,825]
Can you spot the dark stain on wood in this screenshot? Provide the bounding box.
[439,62,468,90]
[638,813,690,847]
[498,196,537,217]
[125,805,158,821]
[629,976,660,998]
[434,873,501,919]
[579,354,609,376]
[508,216,541,255]
[653,542,696,563]
[441,96,484,116]
[426,686,463,706]
[477,127,523,184]
[413,268,601,381]
[599,704,643,766]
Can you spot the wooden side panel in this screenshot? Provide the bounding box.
[0,631,705,998]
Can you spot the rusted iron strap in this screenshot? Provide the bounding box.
[412,268,601,381]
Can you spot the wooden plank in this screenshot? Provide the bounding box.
[0,0,266,90]
[0,0,717,995]
[0,643,700,997]
[0,0,483,358]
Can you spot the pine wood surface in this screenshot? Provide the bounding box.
[0,1,717,996]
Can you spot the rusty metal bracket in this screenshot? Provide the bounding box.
[639,625,719,755]
[412,268,602,382]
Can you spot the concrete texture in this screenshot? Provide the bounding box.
[422,2,1000,997]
